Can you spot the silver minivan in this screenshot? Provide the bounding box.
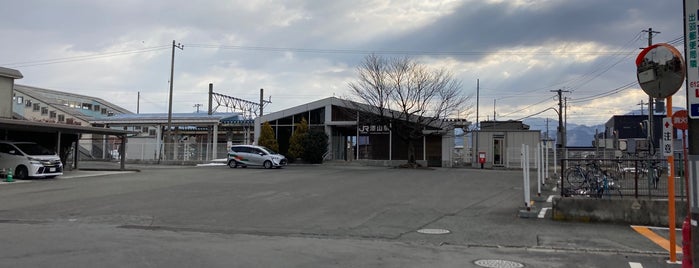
[227,145,287,169]
[0,141,63,179]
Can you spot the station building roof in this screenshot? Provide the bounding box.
[91,112,247,126]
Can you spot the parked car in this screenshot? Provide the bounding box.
[227,145,287,169]
[0,141,63,179]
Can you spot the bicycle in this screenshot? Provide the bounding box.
[564,161,622,198]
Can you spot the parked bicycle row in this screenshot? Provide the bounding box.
[560,158,688,199]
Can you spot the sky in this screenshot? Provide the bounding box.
[0,0,688,128]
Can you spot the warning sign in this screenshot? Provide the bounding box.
[662,117,673,156]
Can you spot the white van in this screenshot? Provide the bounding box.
[0,141,63,179]
[227,145,287,169]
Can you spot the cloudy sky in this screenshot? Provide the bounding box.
[0,0,687,127]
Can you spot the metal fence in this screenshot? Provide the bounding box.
[76,137,233,163]
[560,158,688,199]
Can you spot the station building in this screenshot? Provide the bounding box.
[254,97,469,167]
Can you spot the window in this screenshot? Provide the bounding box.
[33,103,40,112]
[41,107,48,115]
[49,111,56,118]
[0,143,17,154]
[82,103,92,110]
[25,100,32,107]
[148,129,156,136]
[101,108,107,114]
[66,118,74,124]
[94,105,101,111]
[16,96,23,104]
[231,146,249,153]
[58,115,65,122]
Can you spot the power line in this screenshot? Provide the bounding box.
[568,81,638,103]
[498,97,552,118]
[564,32,643,92]
[2,46,170,68]
[185,43,639,57]
[510,106,559,122]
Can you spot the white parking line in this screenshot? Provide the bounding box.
[546,195,554,203]
[538,207,550,218]
[628,262,642,268]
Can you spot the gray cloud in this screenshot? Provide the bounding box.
[0,0,688,125]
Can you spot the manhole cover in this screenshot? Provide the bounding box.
[416,228,450,235]
[474,259,524,268]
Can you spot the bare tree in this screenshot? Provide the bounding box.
[348,54,470,166]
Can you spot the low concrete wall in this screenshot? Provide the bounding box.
[552,197,688,227]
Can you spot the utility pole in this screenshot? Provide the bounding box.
[637,100,646,115]
[551,89,570,150]
[137,91,140,114]
[193,104,202,113]
[259,88,264,116]
[165,40,183,161]
[493,99,496,121]
[208,83,213,115]
[642,28,659,155]
[475,79,480,165]
[565,97,568,147]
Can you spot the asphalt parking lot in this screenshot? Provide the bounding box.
[0,164,683,267]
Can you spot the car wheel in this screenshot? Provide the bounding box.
[14,166,28,180]
[263,160,273,169]
[228,160,238,168]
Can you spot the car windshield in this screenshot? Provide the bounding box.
[14,143,55,155]
[259,146,277,155]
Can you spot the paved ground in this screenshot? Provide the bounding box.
[0,164,685,267]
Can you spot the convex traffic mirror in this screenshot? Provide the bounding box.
[635,43,685,99]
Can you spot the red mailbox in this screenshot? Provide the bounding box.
[478,152,486,169]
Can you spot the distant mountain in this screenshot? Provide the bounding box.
[522,118,604,147]
[566,124,604,147]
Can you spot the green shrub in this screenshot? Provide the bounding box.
[302,130,328,164]
[258,121,279,152]
[287,118,308,162]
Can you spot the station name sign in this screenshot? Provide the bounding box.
[359,124,390,134]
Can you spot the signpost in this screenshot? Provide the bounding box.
[662,117,674,157]
[686,1,699,263]
[674,110,689,130]
[675,110,691,219]
[636,42,685,263]
[686,0,699,119]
